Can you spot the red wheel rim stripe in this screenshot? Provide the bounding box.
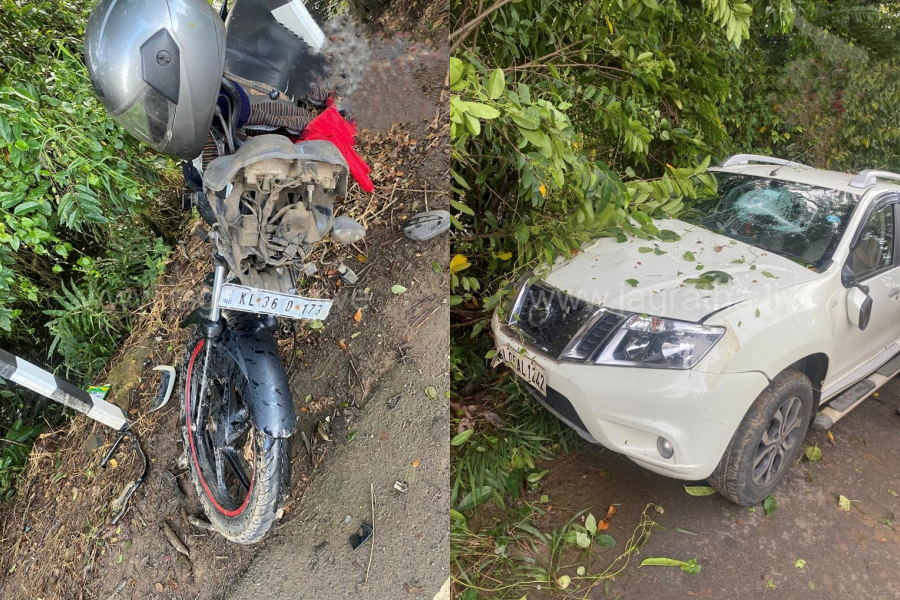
[185,339,255,517]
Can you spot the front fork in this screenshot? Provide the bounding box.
[193,262,228,438]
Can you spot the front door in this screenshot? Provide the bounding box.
[828,201,900,384]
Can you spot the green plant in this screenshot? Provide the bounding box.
[0,418,43,501]
[0,0,180,382]
[451,501,663,598]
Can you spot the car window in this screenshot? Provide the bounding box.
[848,204,894,277]
[691,173,857,269]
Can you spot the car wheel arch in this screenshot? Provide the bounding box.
[787,353,829,416]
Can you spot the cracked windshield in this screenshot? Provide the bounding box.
[692,173,857,269]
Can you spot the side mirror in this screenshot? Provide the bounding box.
[844,265,873,331]
[847,286,873,331]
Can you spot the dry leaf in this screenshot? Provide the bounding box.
[109,458,118,469]
[714,245,724,252]
[353,308,362,323]
[412,460,420,467]
[826,430,835,444]
[357,253,367,263]
[339,340,347,350]
[598,505,617,531]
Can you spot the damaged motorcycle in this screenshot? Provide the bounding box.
[85,0,370,542]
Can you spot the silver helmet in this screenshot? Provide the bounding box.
[85,0,226,160]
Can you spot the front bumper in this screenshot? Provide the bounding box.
[492,314,768,480]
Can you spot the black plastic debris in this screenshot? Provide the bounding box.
[386,394,402,410]
[349,522,373,550]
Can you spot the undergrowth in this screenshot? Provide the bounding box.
[0,0,182,501]
[451,501,664,599]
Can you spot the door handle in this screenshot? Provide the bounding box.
[889,288,900,298]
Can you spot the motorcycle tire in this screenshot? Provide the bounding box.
[180,325,291,544]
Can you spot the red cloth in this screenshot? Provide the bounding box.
[299,102,374,193]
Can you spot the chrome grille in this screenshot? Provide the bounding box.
[508,281,627,360]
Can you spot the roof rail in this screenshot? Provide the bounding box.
[849,170,900,188]
[720,154,808,168]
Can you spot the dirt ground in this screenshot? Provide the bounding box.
[0,2,449,599]
[514,377,900,599]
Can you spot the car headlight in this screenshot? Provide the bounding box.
[596,315,725,369]
[505,273,532,323]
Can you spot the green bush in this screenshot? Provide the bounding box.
[0,0,180,382]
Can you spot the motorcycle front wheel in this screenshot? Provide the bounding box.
[181,326,291,544]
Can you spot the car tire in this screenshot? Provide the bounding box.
[708,368,813,506]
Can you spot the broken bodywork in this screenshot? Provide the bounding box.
[203,135,351,293]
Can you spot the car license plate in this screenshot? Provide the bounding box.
[218,284,332,320]
[493,344,547,395]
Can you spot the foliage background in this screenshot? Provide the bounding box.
[0,0,182,498]
[448,0,900,595]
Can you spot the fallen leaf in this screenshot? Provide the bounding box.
[826,430,835,444]
[714,245,723,252]
[391,284,408,295]
[424,386,437,400]
[684,485,717,496]
[109,459,118,469]
[625,278,640,287]
[838,495,852,511]
[557,575,571,589]
[640,557,701,574]
[805,445,822,462]
[795,559,806,569]
[357,253,367,263]
[576,566,586,576]
[155,583,164,593]
[338,340,347,350]
[412,460,420,467]
[451,429,474,446]
[763,494,777,516]
[353,308,362,322]
[598,505,616,531]
[483,412,506,428]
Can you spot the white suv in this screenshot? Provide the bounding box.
[492,155,900,505]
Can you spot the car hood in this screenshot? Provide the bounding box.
[544,219,820,323]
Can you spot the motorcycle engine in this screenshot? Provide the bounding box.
[202,135,351,294]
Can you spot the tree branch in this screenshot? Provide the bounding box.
[449,0,517,53]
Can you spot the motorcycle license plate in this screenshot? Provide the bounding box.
[493,345,546,395]
[218,284,332,320]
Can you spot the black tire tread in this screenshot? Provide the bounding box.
[708,368,812,506]
[180,327,291,544]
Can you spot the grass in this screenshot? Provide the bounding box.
[451,373,666,598]
[451,377,580,512]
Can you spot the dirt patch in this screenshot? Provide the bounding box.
[0,2,450,598]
